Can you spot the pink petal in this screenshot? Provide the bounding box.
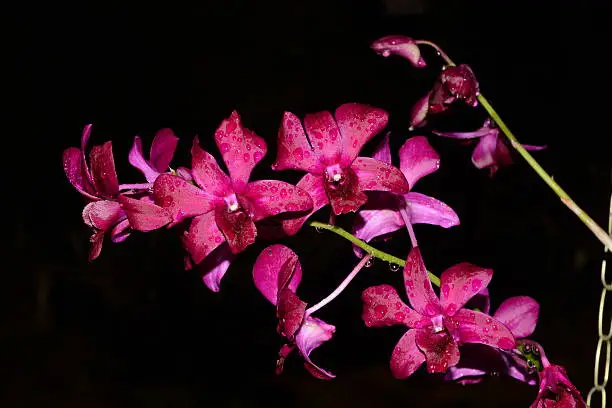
[89,141,119,198]
[403,192,460,228]
[295,316,336,379]
[471,132,500,170]
[334,103,388,164]
[371,35,426,68]
[353,207,403,247]
[371,132,392,164]
[324,165,367,214]
[409,92,430,130]
[415,330,460,373]
[62,147,98,200]
[118,195,171,231]
[390,329,426,378]
[277,288,307,341]
[153,174,214,223]
[88,231,105,261]
[128,136,160,183]
[191,137,232,198]
[273,112,320,173]
[523,144,547,151]
[303,110,342,165]
[439,262,492,315]
[253,244,303,305]
[214,111,267,189]
[79,124,95,185]
[353,157,410,194]
[82,200,123,231]
[464,287,491,315]
[362,285,427,328]
[282,173,329,236]
[181,212,225,264]
[176,167,193,181]
[149,128,179,172]
[403,247,441,316]
[214,207,257,254]
[398,136,440,188]
[199,244,234,292]
[433,127,492,140]
[110,219,131,243]
[493,296,539,339]
[241,180,313,222]
[451,309,516,350]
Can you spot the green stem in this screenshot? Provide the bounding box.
[309,221,441,286]
[415,41,612,251]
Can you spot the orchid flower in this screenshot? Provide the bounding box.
[253,244,335,379]
[272,103,410,234]
[446,295,541,385]
[433,118,547,176]
[353,134,459,255]
[530,353,587,408]
[362,247,515,377]
[370,35,426,68]
[127,128,179,187]
[63,124,131,260]
[143,111,313,292]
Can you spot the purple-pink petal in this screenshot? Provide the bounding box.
[353,207,403,249]
[110,219,131,243]
[241,180,313,222]
[432,126,492,140]
[88,231,105,261]
[371,35,426,68]
[200,244,234,292]
[82,200,123,231]
[398,136,440,189]
[439,262,492,315]
[304,110,342,166]
[273,112,320,173]
[128,136,160,183]
[353,157,410,194]
[118,195,171,232]
[362,285,427,328]
[253,244,303,305]
[191,137,232,198]
[214,111,267,189]
[182,212,225,264]
[214,206,257,254]
[415,330,461,373]
[493,296,539,339]
[149,128,179,172]
[471,132,504,170]
[335,103,388,164]
[63,147,98,200]
[371,132,392,164]
[403,192,460,228]
[295,316,336,379]
[390,330,426,379]
[282,173,329,236]
[409,92,430,129]
[88,141,120,198]
[153,174,214,223]
[403,247,441,316]
[277,288,307,341]
[451,309,516,350]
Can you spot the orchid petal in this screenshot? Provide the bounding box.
[88,231,105,261]
[371,35,426,67]
[439,263,493,315]
[415,330,460,373]
[62,147,98,200]
[242,180,313,222]
[493,296,539,339]
[390,329,426,379]
[335,103,388,164]
[176,167,193,181]
[362,285,427,328]
[282,173,329,236]
[277,288,307,341]
[398,136,440,188]
[110,219,131,243]
[215,207,257,254]
[118,195,171,231]
[403,192,460,228]
[353,206,403,247]
[253,244,303,305]
[433,127,492,140]
[128,136,160,183]
[403,247,441,316]
[191,137,232,198]
[471,132,500,170]
[214,111,267,189]
[295,316,336,379]
[304,110,342,165]
[79,124,95,185]
[451,309,516,350]
[273,112,319,173]
[181,212,226,264]
[372,132,392,164]
[324,166,367,214]
[200,244,234,292]
[409,92,430,129]
[82,200,123,231]
[444,343,507,384]
[89,141,119,198]
[153,174,214,223]
[523,144,547,151]
[149,128,178,172]
[464,287,491,315]
[353,157,410,194]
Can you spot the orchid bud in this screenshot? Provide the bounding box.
[371,35,426,68]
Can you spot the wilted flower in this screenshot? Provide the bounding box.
[362,247,515,378]
[273,103,410,234]
[253,244,335,379]
[433,118,546,176]
[371,35,426,68]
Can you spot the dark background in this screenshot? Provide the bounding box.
[6,0,611,407]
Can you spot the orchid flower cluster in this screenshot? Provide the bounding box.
[63,35,590,407]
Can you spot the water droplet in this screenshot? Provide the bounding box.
[490,371,499,377]
[374,304,387,319]
[389,263,399,272]
[315,227,323,234]
[220,143,231,153]
[253,152,263,162]
[365,258,374,268]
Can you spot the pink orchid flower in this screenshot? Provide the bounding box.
[128,128,179,183]
[370,35,426,68]
[362,247,515,377]
[353,134,459,255]
[253,245,335,379]
[273,103,410,235]
[433,118,547,176]
[531,356,587,408]
[63,124,131,260]
[144,111,313,292]
[446,295,540,385]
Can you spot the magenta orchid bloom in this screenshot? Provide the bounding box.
[128,128,179,185]
[145,111,313,292]
[362,247,515,377]
[273,103,410,234]
[63,124,131,260]
[434,118,547,176]
[370,35,426,68]
[531,358,587,408]
[446,295,540,385]
[353,134,459,255]
[253,245,335,379]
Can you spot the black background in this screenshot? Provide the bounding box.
[6,0,611,406]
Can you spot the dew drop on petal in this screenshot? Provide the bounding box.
[220,143,231,153]
[374,304,387,319]
[389,263,399,272]
[365,258,374,268]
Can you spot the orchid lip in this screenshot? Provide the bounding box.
[325,164,345,185]
[224,193,240,213]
